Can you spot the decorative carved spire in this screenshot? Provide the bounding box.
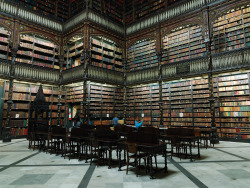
[35,85,46,103]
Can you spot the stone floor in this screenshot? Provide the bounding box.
[1,139,250,188]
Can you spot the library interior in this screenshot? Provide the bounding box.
[0,0,250,187]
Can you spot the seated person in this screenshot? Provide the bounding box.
[88,119,93,126]
[113,117,119,128]
[74,117,81,128]
[88,114,94,126]
[135,119,143,129]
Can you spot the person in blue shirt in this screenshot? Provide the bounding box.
[88,114,94,126]
[135,118,143,129]
[113,117,119,128]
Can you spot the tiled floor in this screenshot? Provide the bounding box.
[1,139,250,188]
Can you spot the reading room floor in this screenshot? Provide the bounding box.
[1,139,250,188]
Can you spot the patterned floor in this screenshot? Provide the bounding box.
[1,139,250,188]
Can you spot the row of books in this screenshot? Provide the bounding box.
[0,36,8,43]
[220,106,250,111]
[68,42,83,52]
[221,112,250,117]
[21,35,58,49]
[4,103,29,109]
[18,50,57,62]
[0,44,8,52]
[3,111,28,118]
[21,42,57,55]
[220,101,250,106]
[0,28,9,36]
[92,39,122,52]
[218,85,249,91]
[11,127,28,136]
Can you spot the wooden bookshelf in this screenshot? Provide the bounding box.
[127,39,157,71]
[90,0,124,24]
[125,0,166,25]
[126,84,159,127]
[169,80,193,127]
[162,25,206,64]
[214,72,250,139]
[9,0,69,22]
[2,82,66,137]
[104,0,124,23]
[10,0,56,20]
[64,35,84,70]
[17,34,59,69]
[88,83,123,125]
[65,82,123,126]
[162,83,170,127]
[126,87,135,125]
[192,78,212,128]
[0,26,11,60]
[212,6,250,53]
[66,85,84,103]
[70,0,86,18]
[91,36,123,72]
[151,84,160,127]
[57,0,69,22]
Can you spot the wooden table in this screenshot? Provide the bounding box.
[137,142,167,179]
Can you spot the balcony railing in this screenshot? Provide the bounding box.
[0,0,229,35]
[62,65,123,85]
[0,47,249,85]
[126,47,250,85]
[0,0,62,31]
[126,0,223,35]
[0,59,10,78]
[0,59,59,83]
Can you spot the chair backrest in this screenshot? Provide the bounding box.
[96,125,110,130]
[115,124,126,132]
[127,131,137,143]
[51,127,66,135]
[181,128,195,137]
[94,129,118,140]
[138,126,159,134]
[137,132,158,144]
[127,142,137,154]
[124,126,134,133]
[36,126,48,133]
[171,135,181,144]
[71,127,89,138]
[194,129,201,137]
[167,128,194,137]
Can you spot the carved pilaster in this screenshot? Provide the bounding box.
[122,57,127,125]
[204,6,218,143]
[157,52,163,127]
[57,56,64,126]
[81,49,91,125]
[3,48,18,142]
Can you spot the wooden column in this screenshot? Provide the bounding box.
[55,0,58,19]
[3,16,19,142]
[3,48,18,142]
[156,26,163,127]
[203,7,215,127]
[81,24,91,125]
[204,4,218,143]
[122,57,127,125]
[57,55,64,126]
[157,52,163,127]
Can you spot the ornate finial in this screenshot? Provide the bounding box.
[36,85,46,102]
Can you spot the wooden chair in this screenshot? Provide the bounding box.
[170,135,187,159]
[126,142,147,177]
[63,128,83,160]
